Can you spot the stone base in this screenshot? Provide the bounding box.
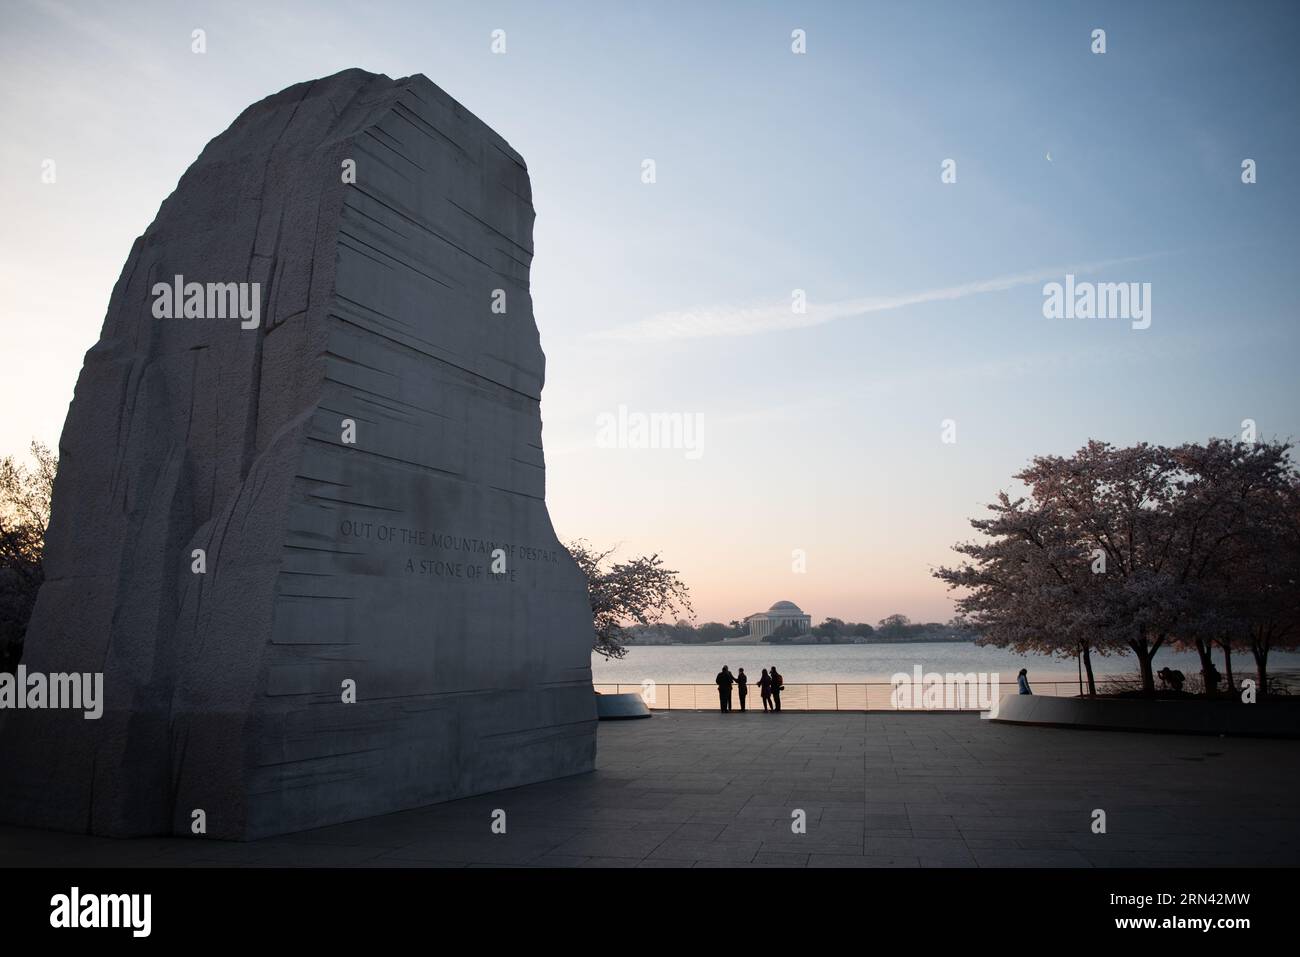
[595,693,651,720]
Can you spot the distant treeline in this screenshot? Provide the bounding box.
[625,614,977,645]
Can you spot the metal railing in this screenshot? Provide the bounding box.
[593,675,1297,712]
[593,680,1081,712]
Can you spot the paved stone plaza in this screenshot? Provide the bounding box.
[2,712,1298,867]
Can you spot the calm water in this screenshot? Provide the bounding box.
[590,642,1300,685]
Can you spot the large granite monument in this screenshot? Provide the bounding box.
[0,69,597,840]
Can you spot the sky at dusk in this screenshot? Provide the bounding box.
[2,0,1298,625]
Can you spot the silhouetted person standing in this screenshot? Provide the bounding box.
[735,668,749,711]
[769,666,784,712]
[757,668,773,711]
[716,665,735,713]
[1017,668,1032,695]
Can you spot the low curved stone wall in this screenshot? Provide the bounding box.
[992,694,1300,738]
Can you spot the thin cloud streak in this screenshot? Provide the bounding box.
[596,255,1154,343]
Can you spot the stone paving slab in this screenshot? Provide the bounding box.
[2,712,1298,868]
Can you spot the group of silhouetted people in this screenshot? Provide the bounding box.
[714,665,784,713]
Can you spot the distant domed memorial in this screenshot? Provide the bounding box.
[744,601,813,638]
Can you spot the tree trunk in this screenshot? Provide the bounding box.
[1082,646,1097,696]
[1221,641,1234,694]
[1194,640,1216,697]
[1131,640,1156,695]
[1249,623,1273,699]
[1254,646,1269,700]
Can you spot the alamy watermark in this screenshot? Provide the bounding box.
[0,666,103,719]
[890,666,1001,718]
[50,887,150,937]
[1042,273,1151,330]
[151,274,261,329]
[596,405,704,460]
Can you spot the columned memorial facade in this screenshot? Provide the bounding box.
[745,601,813,638]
